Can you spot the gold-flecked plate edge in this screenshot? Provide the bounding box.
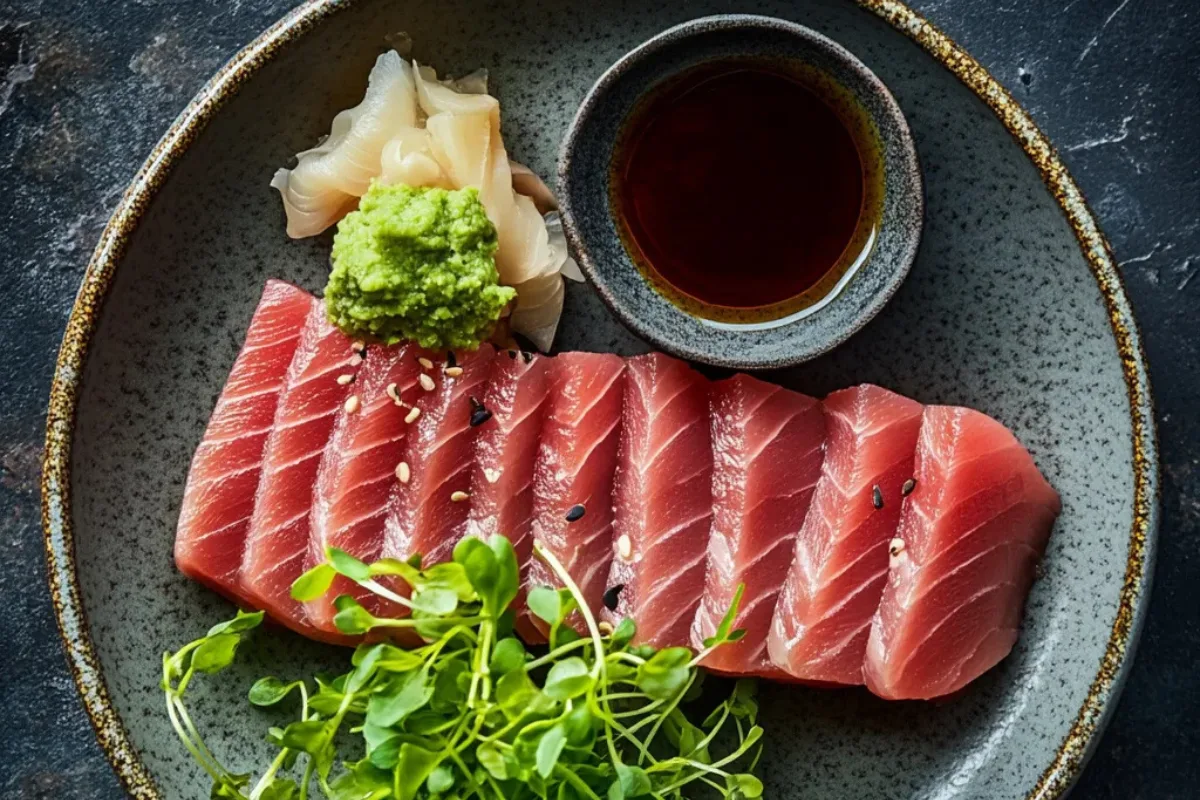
[40,1,1159,798]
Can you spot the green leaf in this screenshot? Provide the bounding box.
[730,679,759,721]
[328,547,372,583]
[609,618,636,650]
[248,677,303,707]
[365,643,423,672]
[527,586,562,626]
[561,706,597,747]
[257,778,299,800]
[328,760,392,800]
[368,557,421,583]
[280,719,335,780]
[191,634,241,674]
[367,669,433,728]
[611,762,652,799]
[489,637,527,676]
[454,536,512,617]
[496,668,542,719]
[206,609,264,637]
[333,594,377,635]
[636,647,692,700]
[345,643,385,694]
[427,764,455,794]
[486,535,520,612]
[476,741,509,780]
[535,725,567,779]
[543,657,594,701]
[410,586,459,615]
[210,775,251,799]
[420,561,477,602]
[703,583,745,648]
[394,743,443,800]
[291,563,336,602]
[728,774,763,798]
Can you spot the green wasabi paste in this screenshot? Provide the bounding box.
[325,182,515,349]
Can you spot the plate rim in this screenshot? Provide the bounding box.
[39,1,1160,798]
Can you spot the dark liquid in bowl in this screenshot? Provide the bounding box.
[612,60,882,324]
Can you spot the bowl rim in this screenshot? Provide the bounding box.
[39,2,1158,799]
[556,13,924,370]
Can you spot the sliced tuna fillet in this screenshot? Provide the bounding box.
[692,374,826,677]
[524,353,625,636]
[767,384,923,684]
[863,406,1061,700]
[463,350,551,642]
[603,353,713,649]
[307,343,426,632]
[240,301,357,643]
[174,280,314,606]
[381,346,494,571]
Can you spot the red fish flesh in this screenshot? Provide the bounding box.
[603,353,713,649]
[524,352,625,635]
[174,280,314,606]
[863,406,1062,700]
[463,350,552,642]
[768,384,923,684]
[381,346,494,571]
[307,343,426,632]
[240,301,356,643]
[692,374,826,676]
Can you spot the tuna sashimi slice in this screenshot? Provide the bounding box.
[381,346,494,572]
[603,353,713,649]
[525,352,626,637]
[174,280,314,606]
[767,384,923,684]
[464,350,551,642]
[692,374,826,677]
[863,406,1062,700]
[307,343,426,632]
[240,301,357,643]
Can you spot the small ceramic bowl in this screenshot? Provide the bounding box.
[558,14,923,369]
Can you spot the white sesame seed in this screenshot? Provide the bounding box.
[889,538,906,557]
[450,490,469,503]
[385,382,399,402]
[418,357,435,370]
[344,395,361,414]
[350,340,365,354]
[336,373,354,386]
[405,406,421,424]
[616,534,632,560]
[598,621,614,636]
[349,354,364,368]
[419,374,436,392]
[444,366,464,378]
[395,461,411,484]
[483,468,501,484]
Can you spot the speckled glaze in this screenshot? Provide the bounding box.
[41,1,1157,799]
[559,14,923,369]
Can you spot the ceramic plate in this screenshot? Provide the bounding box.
[42,1,1158,798]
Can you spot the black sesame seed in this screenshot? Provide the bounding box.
[602,584,624,611]
[872,485,884,509]
[521,351,533,364]
[901,478,916,497]
[470,408,493,427]
[565,504,586,522]
[507,349,518,359]
[446,350,457,368]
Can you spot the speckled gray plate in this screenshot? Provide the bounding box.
[42,1,1158,799]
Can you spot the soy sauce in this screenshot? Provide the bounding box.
[611,60,882,325]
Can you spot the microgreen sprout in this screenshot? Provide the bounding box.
[161,535,760,799]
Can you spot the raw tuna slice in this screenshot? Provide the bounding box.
[174,280,314,606]
[240,302,357,643]
[603,353,713,649]
[767,384,923,684]
[463,350,551,642]
[524,353,625,636]
[863,406,1061,700]
[381,346,494,571]
[307,343,426,632]
[692,375,826,677]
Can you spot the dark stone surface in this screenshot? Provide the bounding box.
[0,0,1194,798]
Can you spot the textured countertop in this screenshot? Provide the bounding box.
[1,1,1196,797]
